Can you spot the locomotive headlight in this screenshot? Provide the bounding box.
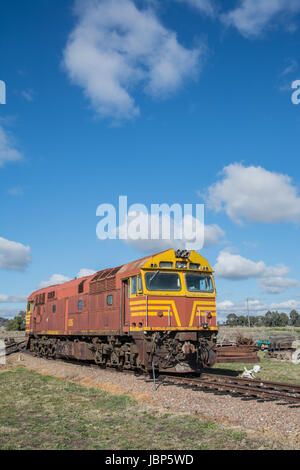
[202,323,208,329]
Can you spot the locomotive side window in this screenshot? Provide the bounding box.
[52,304,56,313]
[176,261,187,269]
[131,276,137,295]
[145,272,181,291]
[189,263,200,270]
[159,261,173,268]
[138,274,143,293]
[107,295,113,306]
[78,300,82,311]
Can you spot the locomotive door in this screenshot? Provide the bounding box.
[33,307,37,330]
[121,279,129,328]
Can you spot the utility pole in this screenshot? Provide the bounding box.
[246,298,250,327]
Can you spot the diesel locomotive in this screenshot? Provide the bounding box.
[26,249,218,373]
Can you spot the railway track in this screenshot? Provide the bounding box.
[160,373,300,404]
[3,339,27,356]
[5,343,300,405]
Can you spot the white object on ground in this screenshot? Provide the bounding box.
[241,365,261,379]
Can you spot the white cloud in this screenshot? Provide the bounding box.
[0,307,23,319]
[76,268,96,278]
[217,297,300,316]
[214,248,299,295]
[269,299,300,310]
[0,126,23,167]
[175,0,216,17]
[222,0,300,38]
[214,249,289,280]
[280,58,298,76]
[63,0,202,119]
[21,89,34,102]
[204,223,225,246]
[38,268,96,288]
[116,211,225,253]
[258,276,300,294]
[204,163,300,224]
[38,274,71,289]
[0,237,31,271]
[276,59,298,93]
[217,300,234,310]
[217,299,262,316]
[0,294,27,303]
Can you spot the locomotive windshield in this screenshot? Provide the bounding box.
[145,271,181,291]
[185,274,214,293]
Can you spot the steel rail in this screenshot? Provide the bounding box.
[4,340,27,356]
[200,373,300,393]
[8,348,300,404]
[160,374,300,404]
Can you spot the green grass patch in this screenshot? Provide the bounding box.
[213,352,300,384]
[0,367,262,450]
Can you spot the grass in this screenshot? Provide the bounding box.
[213,352,300,384]
[0,367,264,450]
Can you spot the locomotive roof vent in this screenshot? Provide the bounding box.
[175,249,190,259]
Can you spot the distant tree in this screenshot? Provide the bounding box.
[273,311,281,326]
[226,313,238,327]
[278,312,289,327]
[224,310,295,328]
[249,315,260,326]
[6,311,26,331]
[264,311,273,327]
[0,317,9,328]
[237,315,246,326]
[264,311,282,327]
[255,315,265,327]
[289,310,300,326]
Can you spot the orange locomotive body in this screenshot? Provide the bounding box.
[26,249,218,373]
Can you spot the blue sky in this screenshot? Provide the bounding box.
[1,0,300,320]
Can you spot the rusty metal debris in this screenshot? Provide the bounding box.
[4,338,27,356]
[216,336,259,363]
[264,335,300,363]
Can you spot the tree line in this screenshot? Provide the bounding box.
[5,311,26,331]
[225,310,300,327]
